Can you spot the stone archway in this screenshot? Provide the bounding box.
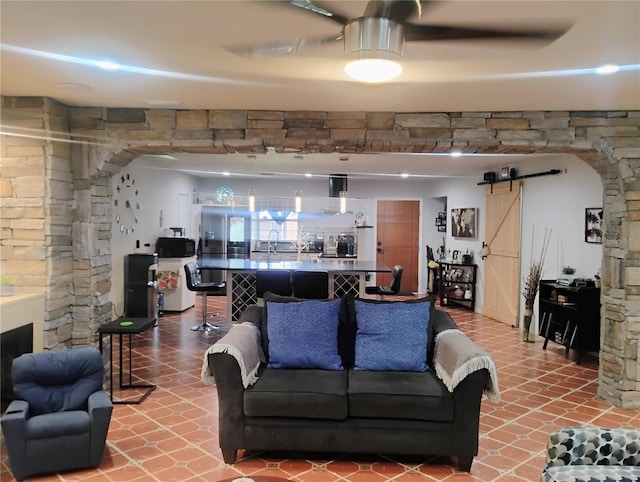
[1,101,638,408]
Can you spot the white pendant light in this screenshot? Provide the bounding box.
[248,189,255,212]
[295,190,302,213]
[339,191,347,214]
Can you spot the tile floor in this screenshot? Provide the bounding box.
[2,296,639,482]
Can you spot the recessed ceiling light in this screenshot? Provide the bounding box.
[223,171,230,176]
[58,82,91,91]
[595,64,620,75]
[305,173,313,178]
[451,151,462,158]
[400,173,409,178]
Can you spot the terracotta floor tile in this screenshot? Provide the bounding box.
[2,298,640,482]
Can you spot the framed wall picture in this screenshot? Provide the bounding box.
[435,211,446,232]
[585,207,603,243]
[451,208,477,238]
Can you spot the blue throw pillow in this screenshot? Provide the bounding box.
[267,299,343,370]
[354,299,430,372]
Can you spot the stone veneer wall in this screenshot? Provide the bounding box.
[1,99,638,408]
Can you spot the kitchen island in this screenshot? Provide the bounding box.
[198,258,390,321]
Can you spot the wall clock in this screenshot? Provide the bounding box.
[114,173,140,235]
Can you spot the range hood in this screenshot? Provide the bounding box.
[329,174,348,198]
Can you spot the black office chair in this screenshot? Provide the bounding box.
[184,262,226,332]
[365,265,404,299]
[292,271,329,299]
[255,270,292,300]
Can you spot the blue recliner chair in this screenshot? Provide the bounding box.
[1,347,113,480]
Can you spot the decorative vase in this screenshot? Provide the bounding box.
[0,284,15,297]
[522,307,535,343]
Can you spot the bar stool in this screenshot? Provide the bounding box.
[365,265,403,299]
[292,271,329,299]
[255,270,292,301]
[184,262,226,332]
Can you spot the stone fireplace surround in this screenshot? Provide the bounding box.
[1,97,638,409]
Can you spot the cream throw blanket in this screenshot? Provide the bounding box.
[201,322,265,388]
[434,328,501,402]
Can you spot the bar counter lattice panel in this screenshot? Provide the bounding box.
[333,274,360,298]
[231,273,257,321]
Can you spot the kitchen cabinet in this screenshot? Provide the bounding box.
[538,280,600,364]
[157,256,197,311]
[438,262,477,311]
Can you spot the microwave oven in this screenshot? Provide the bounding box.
[156,237,196,258]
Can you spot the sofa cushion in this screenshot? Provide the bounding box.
[348,369,454,422]
[266,298,342,369]
[353,298,431,371]
[262,292,355,368]
[244,368,348,420]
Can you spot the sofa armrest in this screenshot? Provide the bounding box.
[209,351,248,458]
[238,304,262,327]
[545,427,640,468]
[433,327,500,402]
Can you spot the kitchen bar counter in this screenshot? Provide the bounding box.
[198,258,389,320]
[198,257,388,273]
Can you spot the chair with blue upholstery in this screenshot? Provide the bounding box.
[541,426,640,482]
[1,347,113,480]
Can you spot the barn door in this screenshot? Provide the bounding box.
[376,200,420,292]
[483,181,522,325]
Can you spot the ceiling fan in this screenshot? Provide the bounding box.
[225,0,571,81]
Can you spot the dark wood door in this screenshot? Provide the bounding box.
[376,200,420,292]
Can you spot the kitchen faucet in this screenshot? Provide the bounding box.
[267,229,279,261]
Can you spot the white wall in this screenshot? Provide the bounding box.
[110,163,198,317]
[113,155,603,324]
[423,154,603,322]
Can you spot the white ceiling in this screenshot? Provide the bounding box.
[1,0,638,180]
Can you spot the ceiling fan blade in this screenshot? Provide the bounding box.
[386,0,420,23]
[364,0,386,17]
[405,23,570,43]
[288,0,350,25]
[223,34,342,58]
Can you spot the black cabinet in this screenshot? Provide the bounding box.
[124,253,158,321]
[438,262,477,311]
[538,280,600,364]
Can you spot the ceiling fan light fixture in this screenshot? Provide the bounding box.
[345,58,402,82]
[344,17,405,83]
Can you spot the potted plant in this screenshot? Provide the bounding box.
[1,274,14,297]
[594,270,601,288]
[522,228,551,342]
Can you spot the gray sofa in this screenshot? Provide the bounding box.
[206,294,499,472]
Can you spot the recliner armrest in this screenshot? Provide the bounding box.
[1,400,29,458]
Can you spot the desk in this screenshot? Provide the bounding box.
[198,258,390,321]
[538,281,600,364]
[98,317,156,404]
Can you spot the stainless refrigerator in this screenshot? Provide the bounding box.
[200,207,250,283]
